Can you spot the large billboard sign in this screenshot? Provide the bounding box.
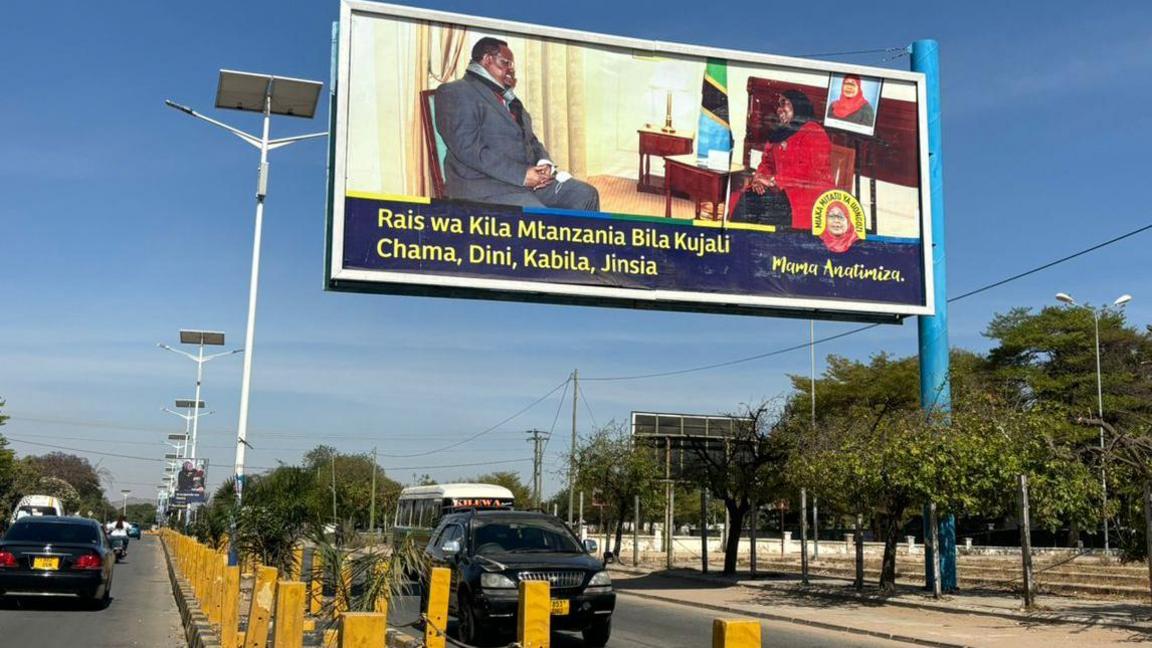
[328,1,933,322]
[172,458,208,505]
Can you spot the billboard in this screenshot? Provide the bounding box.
[172,458,207,505]
[328,1,933,322]
[631,412,748,481]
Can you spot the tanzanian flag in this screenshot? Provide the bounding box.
[697,58,732,161]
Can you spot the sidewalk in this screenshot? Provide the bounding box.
[609,565,1152,647]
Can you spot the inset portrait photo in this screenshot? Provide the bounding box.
[824,73,882,136]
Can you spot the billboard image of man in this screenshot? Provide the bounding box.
[434,37,600,211]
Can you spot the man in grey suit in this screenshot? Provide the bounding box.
[434,37,600,211]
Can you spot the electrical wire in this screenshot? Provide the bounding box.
[579,386,600,430]
[540,379,569,456]
[584,222,1152,382]
[352,377,572,459]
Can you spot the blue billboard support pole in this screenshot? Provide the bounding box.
[911,39,956,592]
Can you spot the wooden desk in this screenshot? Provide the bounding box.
[663,154,744,219]
[637,128,693,194]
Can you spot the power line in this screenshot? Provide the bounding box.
[583,222,1152,382]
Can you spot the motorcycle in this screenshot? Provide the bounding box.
[110,535,128,562]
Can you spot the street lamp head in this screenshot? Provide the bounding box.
[1055,292,1076,305]
[1114,294,1132,307]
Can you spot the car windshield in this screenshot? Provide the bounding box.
[4,521,100,544]
[471,517,583,554]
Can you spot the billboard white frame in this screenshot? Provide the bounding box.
[327,0,935,322]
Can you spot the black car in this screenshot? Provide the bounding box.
[0,516,115,608]
[424,510,615,646]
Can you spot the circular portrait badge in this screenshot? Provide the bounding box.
[811,190,867,253]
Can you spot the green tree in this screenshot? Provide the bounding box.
[466,471,532,507]
[681,403,794,576]
[571,425,662,557]
[302,446,401,532]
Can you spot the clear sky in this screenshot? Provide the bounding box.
[2,1,1149,505]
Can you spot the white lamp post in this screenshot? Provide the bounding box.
[1055,292,1132,553]
[120,489,132,517]
[167,70,324,564]
[159,329,240,459]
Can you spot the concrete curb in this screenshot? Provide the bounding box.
[617,589,969,648]
[159,538,223,648]
[612,566,1152,636]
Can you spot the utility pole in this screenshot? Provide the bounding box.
[568,369,578,525]
[526,430,549,510]
[369,447,377,533]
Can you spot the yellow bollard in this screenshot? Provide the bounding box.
[242,565,279,648]
[221,563,240,648]
[334,562,353,615]
[517,580,550,648]
[373,560,390,615]
[338,612,387,648]
[209,552,225,626]
[272,581,306,648]
[424,567,451,648]
[310,554,324,615]
[322,628,338,648]
[712,619,761,648]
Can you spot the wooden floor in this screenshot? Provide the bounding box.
[588,175,725,221]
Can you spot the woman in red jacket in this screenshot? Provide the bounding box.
[731,89,832,230]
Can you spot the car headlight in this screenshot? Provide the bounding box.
[588,571,611,587]
[480,572,516,589]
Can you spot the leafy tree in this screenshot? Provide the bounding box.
[467,471,532,508]
[303,448,402,531]
[681,403,794,575]
[25,452,109,515]
[571,425,662,557]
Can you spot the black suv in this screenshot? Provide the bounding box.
[424,510,615,646]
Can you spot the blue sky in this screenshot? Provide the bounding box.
[2,1,1150,504]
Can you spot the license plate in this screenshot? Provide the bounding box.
[33,557,59,570]
[550,599,569,615]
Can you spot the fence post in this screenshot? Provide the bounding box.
[209,551,225,626]
[272,581,306,648]
[338,613,387,648]
[424,567,451,648]
[517,580,551,648]
[222,562,240,648]
[243,565,279,648]
[310,552,324,615]
[711,619,760,648]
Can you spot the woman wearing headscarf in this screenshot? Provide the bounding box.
[819,201,859,253]
[827,75,874,126]
[730,89,833,230]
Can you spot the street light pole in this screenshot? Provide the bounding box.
[120,489,131,517]
[167,70,325,565]
[1055,292,1132,553]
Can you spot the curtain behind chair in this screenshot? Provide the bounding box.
[405,25,468,196]
[520,40,588,178]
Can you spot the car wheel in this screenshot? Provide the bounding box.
[581,617,611,647]
[456,594,488,647]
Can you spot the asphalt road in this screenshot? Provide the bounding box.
[0,534,185,647]
[390,588,916,648]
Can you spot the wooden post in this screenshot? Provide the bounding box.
[293,546,304,580]
[334,562,352,615]
[310,553,324,615]
[633,494,640,567]
[1019,474,1035,609]
[711,618,761,648]
[1145,481,1152,605]
[209,551,225,626]
[273,581,306,648]
[749,505,758,578]
[800,489,809,585]
[517,580,550,648]
[854,513,864,591]
[338,613,387,648]
[424,567,451,648]
[930,502,942,599]
[221,564,240,648]
[243,565,279,648]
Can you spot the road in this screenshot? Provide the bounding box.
[0,534,185,647]
[390,588,916,648]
